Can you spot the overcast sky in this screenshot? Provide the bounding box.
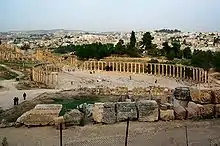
[1,0,220,32]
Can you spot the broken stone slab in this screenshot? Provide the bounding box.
[136,100,158,122]
[190,88,213,104]
[186,102,200,119]
[160,109,175,121]
[197,104,215,119]
[64,109,84,126]
[215,104,220,118]
[92,103,104,123]
[102,102,117,124]
[117,102,137,122]
[92,102,116,124]
[212,90,220,104]
[174,105,186,120]
[16,104,62,126]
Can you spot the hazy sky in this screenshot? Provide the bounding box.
[1,0,220,32]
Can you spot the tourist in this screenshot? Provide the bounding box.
[13,97,16,105]
[129,76,131,80]
[23,92,26,100]
[16,97,19,105]
[155,79,157,84]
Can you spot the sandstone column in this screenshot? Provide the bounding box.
[169,65,172,77]
[180,66,182,79]
[183,67,186,79]
[204,70,207,83]
[150,64,152,75]
[134,63,137,74]
[139,63,141,74]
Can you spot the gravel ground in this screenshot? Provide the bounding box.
[0,120,220,146]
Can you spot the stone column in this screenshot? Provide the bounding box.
[176,66,179,78]
[200,70,203,83]
[139,63,141,74]
[158,64,160,76]
[90,62,92,70]
[102,62,104,70]
[183,67,186,79]
[97,62,100,71]
[161,65,164,76]
[112,62,115,72]
[134,63,137,74]
[180,66,182,79]
[150,64,152,75]
[173,66,175,78]
[124,62,126,72]
[119,62,122,72]
[204,70,207,83]
[131,63,133,73]
[169,65,172,77]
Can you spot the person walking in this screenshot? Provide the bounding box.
[23,92,27,100]
[13,97,16,105]
[16,97,19,105]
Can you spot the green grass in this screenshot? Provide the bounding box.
[0,66,18,80]
[52,96,100,116]
[0,61,36,69]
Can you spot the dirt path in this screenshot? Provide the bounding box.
[0,120,220,146]
[0,64,58,110]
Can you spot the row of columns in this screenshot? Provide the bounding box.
[32,67,58,88]
[0,51,32,61]
[81,61,209,83]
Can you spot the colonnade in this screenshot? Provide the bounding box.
[81,61,209,83]
[0,51,33,61]
[32,64,59,88]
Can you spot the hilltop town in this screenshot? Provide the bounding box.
[1,29,220,52]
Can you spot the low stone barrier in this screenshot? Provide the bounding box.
[16,104,62,126]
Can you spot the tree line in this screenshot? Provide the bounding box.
[53,31,220,71]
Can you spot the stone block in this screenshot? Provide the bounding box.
[64,109,84,126]
[190,88,213,104]
[16,104,62,126]
[92,103,104,123]
[160,109,175,121]
[117,102,137,122]
[197,104,215,118]
[174,105,186,120]
[186,102,200,119]
[212,90,220,104]
[102,102,116,124]
[215,104,220,118]
[136,100,158,122]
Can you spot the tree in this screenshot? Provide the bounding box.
[183,47,192,59]
[140,32,154,51]
[167,50,175,60]
[114,39,125,55]
[0,40,1,45]
[162,42,171,56]
[171,40,181,56]
[129,31,136,48]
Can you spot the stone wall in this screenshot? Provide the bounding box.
[92,100,219,124]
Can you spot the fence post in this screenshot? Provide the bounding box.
[60,123,63,146]
[125,118,130,146]
[185,126,189,146]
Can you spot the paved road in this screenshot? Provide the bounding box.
[0,120,220,146]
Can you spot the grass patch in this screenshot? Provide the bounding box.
[0,66,18,80]
[52,96,100,116]
[0,61,36,69]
